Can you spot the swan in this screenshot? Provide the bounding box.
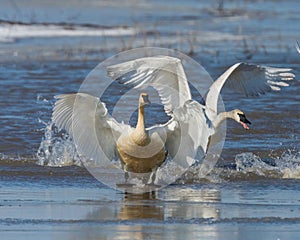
[107,56,294,155]
[107,56,294,130]
[116,92,166,174]
[52,92,169,182]
[52,56,294,185]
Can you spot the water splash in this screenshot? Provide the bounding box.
[36,120,81,167]
[228,151,300,180]
[181,150,300,183]
[277,150,300,179]
[235,152,278,177]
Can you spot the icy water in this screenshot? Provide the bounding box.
[0,0,300,239]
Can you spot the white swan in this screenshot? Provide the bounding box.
[108,56,294,129]
[116,92,166,174]
[52,56,294,183]
[107,56,294,153]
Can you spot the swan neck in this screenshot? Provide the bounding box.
[136,103,146,131]
[130,103,150,146]
[213,111,232,128]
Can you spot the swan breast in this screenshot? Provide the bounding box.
[116,131,166,173]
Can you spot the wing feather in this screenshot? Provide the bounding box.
[206,62,295,113]
[52,93,128,166]
[107,56,192,116]
[163,100,214,168]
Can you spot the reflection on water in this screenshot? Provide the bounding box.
[68,182,300,240]
[1,174,300,240]
[115,192,163,240]
[117,187,222,222]
[119,192,163,220]
[73,186,222,240]
[117,187,222,221]
[160,187,221,220]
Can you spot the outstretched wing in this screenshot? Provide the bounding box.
[52,93,129,166]
[107,56,192,116]
[206,62,295,113]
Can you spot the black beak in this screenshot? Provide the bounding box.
[238,113,251,125]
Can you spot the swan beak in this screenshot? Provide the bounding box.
[142,95,151,105]
[239,114,251,130]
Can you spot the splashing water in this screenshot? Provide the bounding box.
[277,150,300,179]
[180,150,300,183]
[36,120,81,167]
[235,152,278,177]
[228,151,300,180]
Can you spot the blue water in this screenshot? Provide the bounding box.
[0,0,299,177]
[0,0,300,239]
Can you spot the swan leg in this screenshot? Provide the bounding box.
[148,170,156,185]
[124,171,129,183]
[122,163,130,184]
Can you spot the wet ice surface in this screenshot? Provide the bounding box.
[0,0,300,239]
[1,163,300,240]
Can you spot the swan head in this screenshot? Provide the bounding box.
[232,109,251,130]
[139,93,151,107]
